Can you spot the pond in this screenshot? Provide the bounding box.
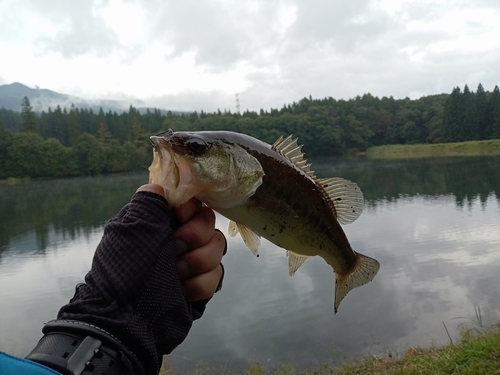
[1,156,499,373]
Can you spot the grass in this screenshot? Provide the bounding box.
[337,324,500,375]
[0,176,30,185]
[160,318,500,374]
[366,139,500,159]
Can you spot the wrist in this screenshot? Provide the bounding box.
[26,320,145,375]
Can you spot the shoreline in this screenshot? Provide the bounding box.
[366,139,500,159]
[161,323,500,374]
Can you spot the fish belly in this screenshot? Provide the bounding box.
[216,204,342,266]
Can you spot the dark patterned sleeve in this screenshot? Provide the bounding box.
[57,191,192,375]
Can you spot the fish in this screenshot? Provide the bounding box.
[148,129,380,313]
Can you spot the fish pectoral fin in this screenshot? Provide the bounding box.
[334,252,380,314]
[317,177,364,225]
[286,251,309,276]
[253,193,299,218]
[236,222,261,257]
[228,220,239,237]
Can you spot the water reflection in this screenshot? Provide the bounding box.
[314,155,500,208]
[0,172,149,256]
[0,157,499,373]
[168,193,500,372]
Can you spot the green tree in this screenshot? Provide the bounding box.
[373,109,393,145]
[475,83,489,139]
[72,133,105,175]
[40,138,73,177]
[492,86,500,139]
[0,108,22,131]
[104,140,127,173]
[6,132,46,177]
[21,96,38,133]
[128,117,151,168]
[97,122,113,147]
[344,114,374,150]
[0,121,14,178]
[123,141,144,170]
[443,87,462,142]
[461,85,478,140]
[68,104,83,145]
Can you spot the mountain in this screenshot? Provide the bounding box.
[0,82,166,114]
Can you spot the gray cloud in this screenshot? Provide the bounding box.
[2,0,500,111]
[24,0,121,57]
[139,0,289,70]
[146,90,234,112]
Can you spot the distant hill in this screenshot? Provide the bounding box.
[0,82,180,114]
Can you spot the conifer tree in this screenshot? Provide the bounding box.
[475,83,489,139]
[461,85,478,141]
[443,87,462,141]
[21,96,38,133]
[492,86,500,139]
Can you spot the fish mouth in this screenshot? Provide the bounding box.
[149,132,179,193]
[149,130,199,206]
[150,129,175,151]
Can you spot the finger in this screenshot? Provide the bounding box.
[215,229,228,256]
[176,230,225,279]
[174,198,203,224]
[136,184,166,197]
[182,264,224,301]
[173,206,216,255]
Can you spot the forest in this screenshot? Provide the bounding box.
[1,83,499,179]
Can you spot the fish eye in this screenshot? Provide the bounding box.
[185,137,208,154]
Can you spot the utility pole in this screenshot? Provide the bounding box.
[236,93,240,114]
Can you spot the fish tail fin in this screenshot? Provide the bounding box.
[334,252,380,314]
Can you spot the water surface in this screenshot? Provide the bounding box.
[1,157,499,372]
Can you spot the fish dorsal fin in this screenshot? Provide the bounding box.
[272,135,316,179]
[286,251,309,276]
[228,221,261,257]
[317,177,364,225]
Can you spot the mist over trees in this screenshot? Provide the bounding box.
[1,83,499,179]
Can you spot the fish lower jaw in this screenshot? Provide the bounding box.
[165,184,203,207]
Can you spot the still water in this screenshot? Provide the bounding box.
[1,156,499,373]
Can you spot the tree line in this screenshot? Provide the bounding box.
[1,83,499,179]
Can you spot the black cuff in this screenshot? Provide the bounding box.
[26,320,145,375]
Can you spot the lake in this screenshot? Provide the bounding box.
[1,156,499,373]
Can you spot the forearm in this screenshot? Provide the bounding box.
[28,192,193,375]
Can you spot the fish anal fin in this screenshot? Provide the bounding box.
[317,177,364,225]
[334,252,380,314]
[236,222,261,257]
[272,134,316,179]
[286,250,309,276]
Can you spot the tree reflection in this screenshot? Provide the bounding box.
[0,173,148,255]
[314,156,500,210]
[1,156,499,256]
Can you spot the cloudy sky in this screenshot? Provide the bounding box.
[1,0,499,112]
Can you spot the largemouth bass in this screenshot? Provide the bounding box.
[149,129,380,313]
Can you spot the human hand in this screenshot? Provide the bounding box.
[136,184,226,302]
[174,198,226,301]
